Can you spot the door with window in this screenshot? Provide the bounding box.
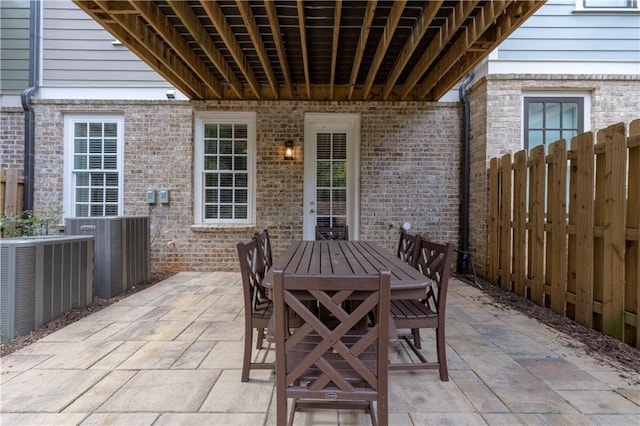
[303,114,360,240]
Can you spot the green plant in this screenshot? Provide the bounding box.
[0,210,60,238]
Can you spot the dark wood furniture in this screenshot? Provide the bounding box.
[236,239,273,382]
[273,268,391,426]
[389,240,455,381]
[397,230,421,266]
[315,225,349,241]
[253,229,273,269]
[263,241,429,301]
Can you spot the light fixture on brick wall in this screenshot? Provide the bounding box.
[284,140,295,161]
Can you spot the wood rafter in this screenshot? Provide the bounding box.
[200,0,261,98]
[416,0,513,99]
[166,0,244,98]
[75,0,206,99]
[400,0,480,100]
[236,0,279,98]
[362,0,406,100]
[127,0,223,98]
[347,0,377,100]
[428,0,545,100]
[296,0,311,99]
[382,0,444,100]
[329,0,342,100]
[264,0,294,97]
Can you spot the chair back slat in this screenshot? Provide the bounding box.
[315,225,349,240]
[397,230,421,267]
[236,239,268,312]
[415,240,454,314]
[253,229,273,269]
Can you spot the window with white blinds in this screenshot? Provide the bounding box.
[194,112,256,225]
[64,115,123,217]
[316,132,347,227]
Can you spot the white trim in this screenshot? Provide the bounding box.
[63,113,125,219]
[193,111,257,225]
[487,60,640,76]
[38,87,189,101]
[574,0,639,12]
[303,113,360,241]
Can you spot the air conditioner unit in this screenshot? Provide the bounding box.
[65,216,150,298]
[0,236,94,341]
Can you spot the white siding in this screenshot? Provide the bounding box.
[0,0,30,93]
[494,0,640,63]
[41,0,168,91]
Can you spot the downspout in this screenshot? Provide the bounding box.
[457,72,473,275]
[20,0,41,212]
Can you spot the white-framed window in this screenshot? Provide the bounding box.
[575,0,639,10]
[63,114,124,218]
[193,112,256,225]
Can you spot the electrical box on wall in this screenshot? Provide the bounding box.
[159,189,170,204]
[146,190,156,204]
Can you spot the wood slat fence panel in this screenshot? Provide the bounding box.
[1,168,24,217]
[488,119,640,348]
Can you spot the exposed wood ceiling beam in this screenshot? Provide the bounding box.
[236,0,279,98]
[400,0,480,100]
[329,0,342,100]
[128,0,224,99]
[429,0,546,100]
[296,0,311,99]
[166,0,244,98]
[362,0,406,100]
[200,0,261,98]
[417,0,512,99]
[347,0,377,100]
[382,0,444,100]
[74,0,206,99]
[264,0,294,98]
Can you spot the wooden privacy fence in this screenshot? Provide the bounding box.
[488,119,640,348]
[1,168,24,217]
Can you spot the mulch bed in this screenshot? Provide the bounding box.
[456,273,640,381]
[0,272,174,357]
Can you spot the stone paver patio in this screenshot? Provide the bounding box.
[1,271,639,425]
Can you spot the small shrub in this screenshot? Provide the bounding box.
[0,210,60,238]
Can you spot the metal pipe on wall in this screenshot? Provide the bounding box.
[457,72,474,275]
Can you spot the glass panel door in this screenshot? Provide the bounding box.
[316,132,347,227]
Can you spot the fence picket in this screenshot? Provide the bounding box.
[528,145,545,305]
[571,132,595,327]
[627,119,640,347]
[547,140,568,315]
[499,154,512,291]
[513,151,527,296]
[1,169,24,216]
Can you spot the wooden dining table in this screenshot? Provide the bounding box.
[263,240,429,300]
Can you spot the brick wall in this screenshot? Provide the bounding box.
[468,74,640,278]
[32,100,462,274]
[1,108,25,169]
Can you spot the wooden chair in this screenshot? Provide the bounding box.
[253,229,273,269]
[315,225,349,240]
[236,239,275,382]
[389,240,455,381]
[396,229,421,266]
[273,269,391,426]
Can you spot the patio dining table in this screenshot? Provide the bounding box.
[263,240,429,300]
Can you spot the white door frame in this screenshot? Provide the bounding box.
[303,113,360,240]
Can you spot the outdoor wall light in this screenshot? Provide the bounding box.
[165,89,176,99]
[284,140,295,160]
